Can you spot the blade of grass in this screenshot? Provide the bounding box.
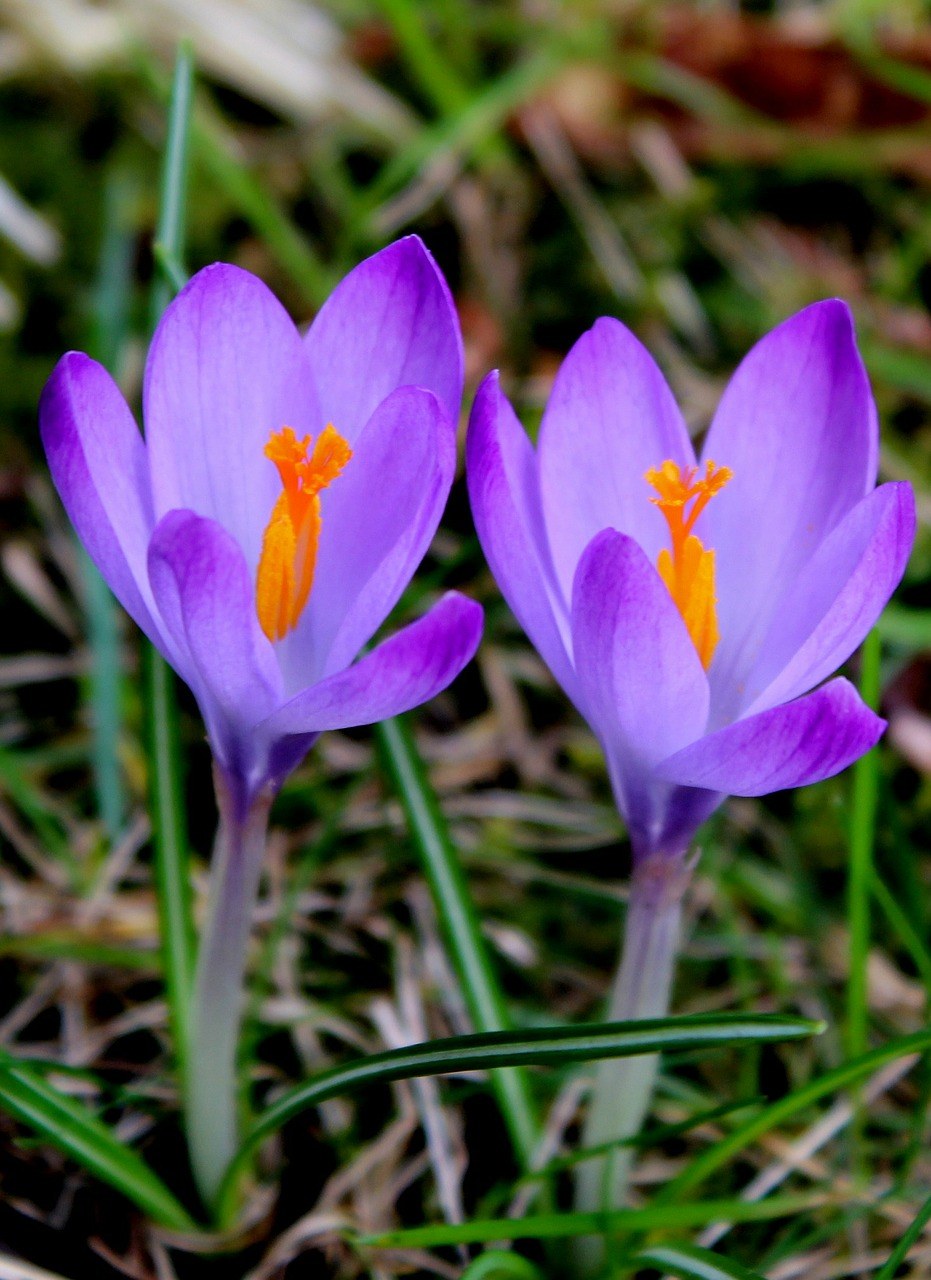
[81,167,136,843]
[359,1190,826,1249]
[871,869,931,994]
[146,41,197,1083]
[217,1011,822,1225]
[0,1055,196,1231]
[655,1029,931,1205]
[627,1243,765,1280]
[460,1253,543,1280]
[0,934,160,970]
[134,47,333,309]
[371,0,508,168]
[847,627,882,1061]
[873,1188,931,1280]
[375,713,538,1168]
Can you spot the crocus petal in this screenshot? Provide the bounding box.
[39,353,160,640]
[143,263,319,574]
[658,677,884,796]
[536,317,696,601]
[704,300,878,703]
[276,386,455,692]
[571,529,709,767]
[466,372,577,699]
[147,511,283,769]
[305,236,463,441]
[743,482,915,718]
[262,592,482,736]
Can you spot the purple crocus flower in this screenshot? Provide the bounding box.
[467,300,915,1214]
[39,236,481,1206]
[41,237,481,814]
[468,300,913,863]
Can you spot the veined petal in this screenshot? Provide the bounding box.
[704,300,878,712]
[658,678,884,796]
[571,529,709,842]
[744,482,915,717]
[144,263,319,575]
[572,529,709,764]
[39,353,161,642]
[537,317,696,602]
[305,236,463,441]
[147,511,282,772]
[276,386,456,691]
[466,372,577,700]
[262,593,482,736]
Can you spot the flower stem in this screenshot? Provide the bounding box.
[185,768,273,1213]
[573,853,691,1260]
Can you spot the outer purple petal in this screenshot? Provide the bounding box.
[704,300,878,705]
[262,592,482,736]
[305,236,463,441]
[536,318,696,601]
[571,530,709,848]
[143,263,319,574]
[743,483,915,718]
[466,372,577,699]
[276,386,455,692]
[39,353,160,641]
[571,529,709,764]
[147,511,282,771]
[658,678,884,796]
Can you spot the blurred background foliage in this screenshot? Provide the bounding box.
[1,0,931,1276]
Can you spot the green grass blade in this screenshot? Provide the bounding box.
[146,42,197,1082]
[375,714,538,1167]
[81,169,136,842]
[149,41,193,328]
[628,1243,765,1280]
[134,46,333,309]
[460,1252,543,1280]
[0,1057,196,1231]
[359,1191,825,1249]
[873,1188,931,1280]
[847,627,882,1061]
[218,1012,821,1224]
[656,1028,931,1205]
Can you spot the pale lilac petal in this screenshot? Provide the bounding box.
[742,483,915,718]
[276,386,455,692]
[571,529,709,845]
[705,301,878,704]
[537,318,696,600]
[571,529,709,762]
[658,678,883,796]
[144,263,319,574]
[262,593,482,736]
[147,511,283,771]
[39,353,160,640]
[305,236,463,441]
[466,371,577,700]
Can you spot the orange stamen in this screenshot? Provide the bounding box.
[256,424,352,642]
[645,459,732,669]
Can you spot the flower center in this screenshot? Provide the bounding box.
[256,425,352,642]
[645,458,733,669]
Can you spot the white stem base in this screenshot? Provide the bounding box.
[573,853,691,1269]
[185,768,273,1211]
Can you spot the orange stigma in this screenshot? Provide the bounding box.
[256,424,352,642]
[645,458,732,669]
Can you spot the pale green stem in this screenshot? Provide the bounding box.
[574,852,691,1269]
[185,767,273,1211]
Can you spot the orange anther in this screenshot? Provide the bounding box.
[645,459,732,669]
[256,424,352,642]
